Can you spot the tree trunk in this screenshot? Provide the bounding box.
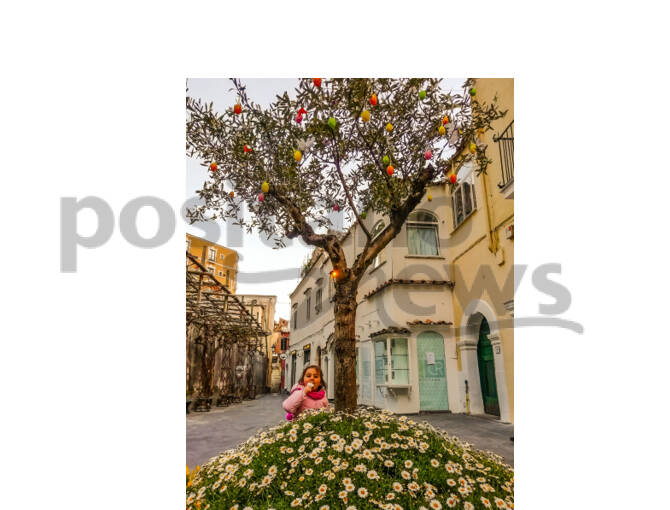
[333,279,358,412]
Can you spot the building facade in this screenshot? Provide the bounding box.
[238,295,277,392]
[284,78,514,422]
[186,233,239,293]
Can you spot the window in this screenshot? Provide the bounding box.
[292,305,298,330]
[218,271,223,276]
[304,348,311,365]
[315,288,322,314]
[407,211,439,256]
[208,247,216,261]
[226,270,230,287]
[371,220,385,268]
[375,338,409,385]
[375,340,387,384]
[306,295,311,321]
[451,162,477,229]
[207,265,215,273]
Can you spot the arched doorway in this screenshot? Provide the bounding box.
[417,331,449,411]
[477,318,500,416]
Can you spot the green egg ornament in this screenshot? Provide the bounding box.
[469,87,476,96]
[361,212,367,219]
[328,117,337,129]
[382,155,390,166]
[419,90,426,100]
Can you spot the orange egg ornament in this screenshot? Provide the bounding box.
[387,165,394,176]
[234,103,242,115]
[442,116,449,125]
[209,162,217,172]
[449,174,457,184]
[229,191,234,198]
[370,94,378,106]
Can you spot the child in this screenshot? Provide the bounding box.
[282,364,329,420]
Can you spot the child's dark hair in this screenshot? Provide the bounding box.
[298,364,326,390]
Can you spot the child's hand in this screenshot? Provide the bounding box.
[303,382,314,394]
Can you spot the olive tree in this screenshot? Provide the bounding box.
[186,78,505,411]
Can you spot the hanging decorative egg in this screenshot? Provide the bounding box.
[382,155,390,166]
[385,123,393,132]
[469,143,477,154]
[229,191,234,198]
[209,162,217,172]
[370,94,378,106]
[258,193,265,202]
[296,114,303,124]
[424,150,432,160]
[234,103,242,115]
[261,181,269,193]
[386,165,394,176]
[294,150,302,162]
[298,108,307,115]
[419,90,426,100]
[442,116,449,125]
[361,211,367,219]
[438,125,446,135]
[328,117,337,129]
[333,204,340,211]
[361,110,370,122]
[469,87,476,96]
[313,78,322,87]
[449,174,457,184]
[427,194,433,202]
[244,145,252,153]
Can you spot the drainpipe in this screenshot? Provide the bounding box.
[465,379,471,414]
[480,166,500,255]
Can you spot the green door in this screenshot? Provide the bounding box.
[477,319,500,416]
[417,332,449,411]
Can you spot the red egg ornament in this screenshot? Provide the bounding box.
[298,108,307,115]
[333,204,340,211]
[424,150,432,160]
[244,145,252,153]
[449,174,457,184]
[313,78,322,87]
[209,162,217,172]
[370,94,378,106]
[234,103,242,115]
[386,165,394,176]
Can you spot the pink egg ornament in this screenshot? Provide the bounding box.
[258,193,265,202]
[424,150,432,160]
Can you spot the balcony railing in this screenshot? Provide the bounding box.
[494,120,514,189]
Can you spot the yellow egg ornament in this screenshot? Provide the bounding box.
[427,194,433,202]
[361,110,370,122]
[294,150,302,162]
[261,181,269,193]
[385,123,393,132]
[438,125,446,135]
[469,143,477,154]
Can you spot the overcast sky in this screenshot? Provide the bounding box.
[186,78,465,322]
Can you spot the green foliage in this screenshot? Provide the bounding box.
[186,78,505,248]
[186,408,514,509]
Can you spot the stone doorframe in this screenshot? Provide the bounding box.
[457,299,512,423]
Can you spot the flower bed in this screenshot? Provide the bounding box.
[186,407,513,510]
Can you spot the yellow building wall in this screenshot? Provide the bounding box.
[186,233,239,293]
[447,78,514,422]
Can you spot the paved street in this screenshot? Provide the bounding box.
[187,393,514,469]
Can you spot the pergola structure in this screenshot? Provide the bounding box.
[186,252,270,411]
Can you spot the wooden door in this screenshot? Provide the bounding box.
[417,332,449,411]
[477,319,500,416]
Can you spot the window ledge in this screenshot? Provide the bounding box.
[404,255,445,260]
[376,384,411,389]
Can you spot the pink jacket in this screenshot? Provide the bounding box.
[282,383,330,418]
